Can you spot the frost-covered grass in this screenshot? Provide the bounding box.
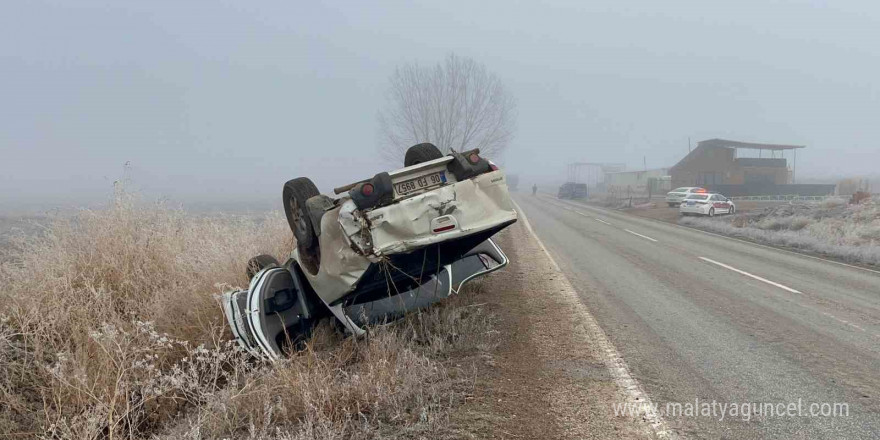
[0,188,496,439]
[680,199,880,266]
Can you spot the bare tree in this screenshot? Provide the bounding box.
[378,54,516,163]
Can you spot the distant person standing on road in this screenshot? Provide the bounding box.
[532,184,537,196]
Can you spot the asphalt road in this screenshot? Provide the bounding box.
[514,194,880,439]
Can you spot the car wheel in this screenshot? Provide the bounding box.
[404,143,444,167]
[668,202,676,208]
[246,254,280,279]
[708,207,715,217]
[282,178,321,274]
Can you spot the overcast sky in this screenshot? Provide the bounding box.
[2,0,878,209]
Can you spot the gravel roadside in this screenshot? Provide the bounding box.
[445,217,655,439]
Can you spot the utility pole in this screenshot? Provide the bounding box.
[688,137,691,153]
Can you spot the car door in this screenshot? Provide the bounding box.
[221,289,261,356]
[246,264,315,360]
[341,238,509,326]
[720,196,733,213]
[343,264,453,326]
[711,195,729,213]
[708,194,721,213]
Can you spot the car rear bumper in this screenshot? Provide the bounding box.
[358,170,517,256]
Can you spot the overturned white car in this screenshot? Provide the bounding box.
[222,143,517,360]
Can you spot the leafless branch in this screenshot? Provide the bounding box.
[378,54,517,164]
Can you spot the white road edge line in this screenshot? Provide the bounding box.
[625,229,658,242]
[512,199,674,439]
[595,218,612,225]
[699,257,803,294]
[821,312,866,332]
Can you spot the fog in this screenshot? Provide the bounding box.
[2,1,879,212]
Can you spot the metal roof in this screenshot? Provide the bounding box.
[604,168,670,175]
[698,138,805,151]
[568,162,627,170]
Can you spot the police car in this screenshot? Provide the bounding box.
[679,193,736,217]
[665,187,707,207]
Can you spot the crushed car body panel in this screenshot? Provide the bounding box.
[223,238,509,359]
[357,170,516,256]
[318,169,515,305]
[450,237,508,293]
[297,204,372,304]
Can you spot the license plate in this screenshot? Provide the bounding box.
[394,171,447,196]
[687,201,695,206]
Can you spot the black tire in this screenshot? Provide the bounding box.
[283,178,319,248]
[282,178,321,274]
[246,254,280,279]
[668,202,676,208]
[708,208,715,217]
[404,143,443,167]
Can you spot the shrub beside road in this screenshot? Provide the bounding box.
[0,193,498,439]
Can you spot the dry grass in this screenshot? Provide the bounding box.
[680,199,880,266]
[0,187,497,439]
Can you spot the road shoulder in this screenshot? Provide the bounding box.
[446,217,655,439]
